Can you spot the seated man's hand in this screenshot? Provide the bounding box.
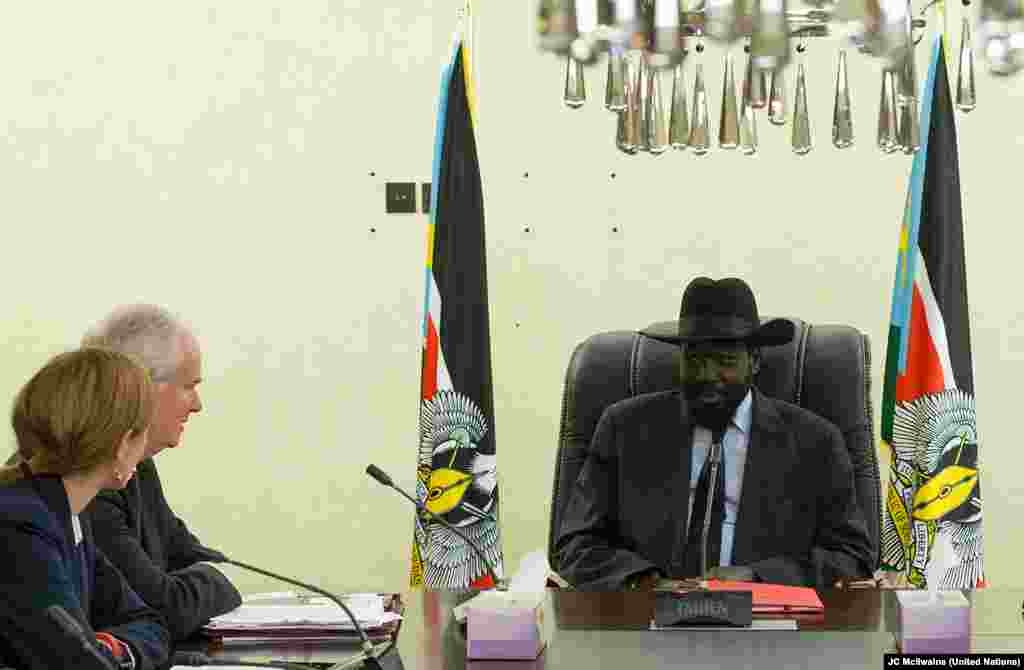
[654,578,703,592]
[627,571,663,590]
[703,565,757,582]
[833,576,880,589]
[95,633,134,669]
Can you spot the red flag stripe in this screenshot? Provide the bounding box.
[470,574,495,590]
[425,276,453,393]
[914,254,957,390]
[895,284,947,402]
[422,316,439,400]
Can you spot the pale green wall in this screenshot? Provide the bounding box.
[1,1,1020,594]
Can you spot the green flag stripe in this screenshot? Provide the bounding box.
[880,325,902,444]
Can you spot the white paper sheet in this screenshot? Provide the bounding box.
[507,549,550,592]
[451,549,549,623]
[207,593,397,629]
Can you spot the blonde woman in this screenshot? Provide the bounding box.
[0,348,170,670]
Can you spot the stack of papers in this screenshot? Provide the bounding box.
[202,592,403,645]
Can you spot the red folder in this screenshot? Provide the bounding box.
[702,580,824,613]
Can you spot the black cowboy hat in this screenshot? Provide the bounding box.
[640,277,794,346]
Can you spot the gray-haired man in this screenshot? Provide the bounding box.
[81,305,242,641]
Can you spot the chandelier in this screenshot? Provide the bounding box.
[536,0,1012,155]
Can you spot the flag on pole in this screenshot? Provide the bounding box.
[879,36,984,589]
[412,37,504,589]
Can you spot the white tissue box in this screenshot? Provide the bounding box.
[895,590,971,654]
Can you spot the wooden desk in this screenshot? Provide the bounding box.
[202,589,1024,669]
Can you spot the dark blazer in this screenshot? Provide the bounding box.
[84,458,241,641]
[0,475,170,670]
[554,388,874,589]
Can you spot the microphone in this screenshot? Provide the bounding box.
[365,464,505,591]
[0,596,120,670]
[44,605,118,670]
[196,554,386,670]
[190,545,229,563]
[364,464,394,488]
[699,430,726,578]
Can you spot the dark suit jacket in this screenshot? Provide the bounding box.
[554,389,873,589]
[0,475,170,670]
[84,458,241,641]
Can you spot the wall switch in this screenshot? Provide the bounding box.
[385,182,416,213]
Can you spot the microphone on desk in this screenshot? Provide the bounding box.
[44,605,119,670]
[190,551,385,670]
[365,464,506,591]
[0,596,118,670]
[699,429,726,579]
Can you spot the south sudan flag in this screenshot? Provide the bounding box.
[879,36,984,589]
[411,38,504,589]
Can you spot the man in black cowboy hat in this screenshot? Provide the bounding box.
[554,277,873,589]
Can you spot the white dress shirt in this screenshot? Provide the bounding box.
[685,390,753,568]
[72,514,83,545]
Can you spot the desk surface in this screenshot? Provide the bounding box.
[206,589,1024,670]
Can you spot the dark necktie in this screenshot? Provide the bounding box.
[683,441,727,577]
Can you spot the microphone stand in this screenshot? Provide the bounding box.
[657,431,752,628]
[0,597,118,670]
[170,651,311,669]
[187,546,389,669]
[366,464,506,591]
[216,558,386,670]
[45,605,118,670]
[699,439,723,579]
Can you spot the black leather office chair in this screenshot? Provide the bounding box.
[547,318,881,573]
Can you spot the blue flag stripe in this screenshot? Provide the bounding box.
[897,35,943,374]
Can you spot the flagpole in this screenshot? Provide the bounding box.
[934,0,950,80]
[464,0,475,84]
[461,0,479,126]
